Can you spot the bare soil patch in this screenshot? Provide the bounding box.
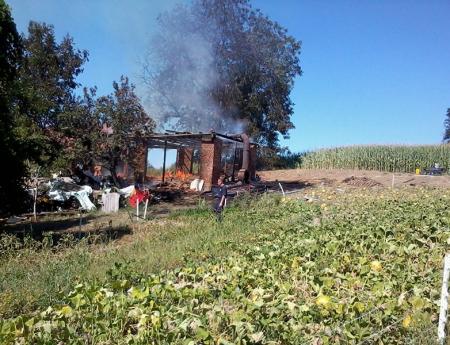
[259,168,450,189]
[342,176,382,188]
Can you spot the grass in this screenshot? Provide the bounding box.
[0,195,267,319]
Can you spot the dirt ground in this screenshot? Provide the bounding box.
[4,168,449,240]
[259,168,450,189]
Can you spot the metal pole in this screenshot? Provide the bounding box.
[143,142,148,184]
[231,143,237,181]
[175,149,180,172]
[162,140,167,183]
[189,149,194,174]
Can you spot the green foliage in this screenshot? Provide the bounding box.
[88,76,155,184]
[444,108,450,143]
[0,198,264,319]
[257,147,302,170]
[9,20,154,180]
[20,21,88,129]
[297,145,450,173]
[0,0,21,84]
[1,189,449,343]
[0,0,28,216]
[145,0,301,148]
[14,21,89,172]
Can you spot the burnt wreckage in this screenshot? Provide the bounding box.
[136,131,258,191]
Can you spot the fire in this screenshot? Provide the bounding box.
[164,169,192,181]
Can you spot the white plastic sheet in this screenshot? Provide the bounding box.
[48,183,96,211]
[119,185,135,197]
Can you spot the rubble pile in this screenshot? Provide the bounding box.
[28,177,96,212]
[24,169,206,218]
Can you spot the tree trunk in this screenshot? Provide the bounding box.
[109,165,121,188]
[109,153,125,188]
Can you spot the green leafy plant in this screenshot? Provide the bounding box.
[1,188,449,344]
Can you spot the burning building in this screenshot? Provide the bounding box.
[142,131,257,191]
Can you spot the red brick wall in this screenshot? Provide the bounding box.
[131,143,148,183]
[200,139,222,191]
[176,148,194,173]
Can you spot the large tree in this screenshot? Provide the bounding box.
[144,0,302,148]
[16,21,88,172]
[0,0,28,216]
[89,77,155,186]
[55,77,154,186]
[444,108,450,143]
[16,20,154,182]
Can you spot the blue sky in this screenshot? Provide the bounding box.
[8,0,450,152]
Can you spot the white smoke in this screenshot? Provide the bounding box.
[143,5,246,135]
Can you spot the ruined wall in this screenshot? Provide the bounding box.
[135,143,148,183]
[200,138,222,191]
[249,144,257,180]
[176,148,194,174]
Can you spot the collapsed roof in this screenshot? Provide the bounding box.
[145,131,256,149]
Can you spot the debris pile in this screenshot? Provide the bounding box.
[47,180,96,211]
[28,177,96,212]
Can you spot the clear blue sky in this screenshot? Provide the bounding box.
[8,0,450,152]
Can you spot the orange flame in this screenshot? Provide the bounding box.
[164,169,192,181]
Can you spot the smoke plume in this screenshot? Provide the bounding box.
[143,3,246,135]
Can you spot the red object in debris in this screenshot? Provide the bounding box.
[129,187,149,208]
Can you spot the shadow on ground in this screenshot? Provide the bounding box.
[1,213,132,246]
[264,180,312,192]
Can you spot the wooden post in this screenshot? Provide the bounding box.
[438,253,450,344]
[33,166,41,222]
[136,199,139,222]
[278,182,285,197]
[33,187,38,222]
[162,140,167,183]
[143,199,148,220]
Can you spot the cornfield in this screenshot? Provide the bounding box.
[297,144,450,173]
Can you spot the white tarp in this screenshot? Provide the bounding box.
[48,182,96,211]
